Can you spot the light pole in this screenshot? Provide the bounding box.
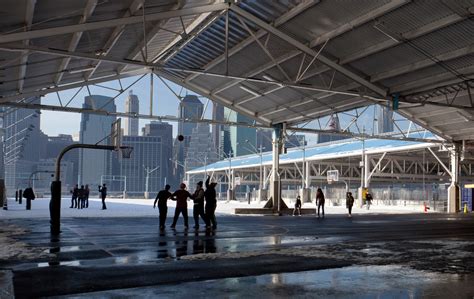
[144,165,160,199]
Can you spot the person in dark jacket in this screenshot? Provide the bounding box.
[84,184,90,208]
[23,187,35,210]
[154,184,172,230]
[316,188,325,218]
[192,181,206,229]
[99,184,107,210]
[77,185,85,209]
[69,184,78,208]
[170,183,193,229]
[293,195,302,216]
[204,176,218,229]
[346,192,355,217]
[365,192,373,210]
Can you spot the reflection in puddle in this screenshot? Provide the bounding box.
[67,265,474,298]
[38,260,81,267]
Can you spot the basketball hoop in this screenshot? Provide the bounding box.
[119,146,133,159]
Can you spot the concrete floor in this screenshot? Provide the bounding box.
[1,213,474,298]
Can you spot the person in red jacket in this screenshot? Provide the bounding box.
[170,183,193,229]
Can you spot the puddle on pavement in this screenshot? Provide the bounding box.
[60,265,474,298]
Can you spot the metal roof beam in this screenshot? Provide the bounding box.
[392,65,474,94]
[17,0,36,93]
[340,10,472,65]
[184,0,319,83]
[0,69,144,103]
[0,101,273,130]
[291,6,473,99]
[54,0,98,85]
[0,3,229,44]
[156,69,272,125]
[371,45,474,82]
[117,1,196,74]
[230,5,388,97]
[211,0,408,97]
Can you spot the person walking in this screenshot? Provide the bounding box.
[192,181,206,229]
[154,184,172,230]
[316,188,325,218]
[366,192,373,210]
[293,195,302,216]
[77,185,85,209]
[69,184,78,208]
[99,184,107,210]
[170,183,192,229]
[204,176,218,230]
[84,185,90,208]
[23,187,35,210]
[346,192,355,217]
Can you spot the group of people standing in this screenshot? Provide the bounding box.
[69,183,108,210]
[69,184,90,209]
[292,188,360,218]
[154,176,218,231]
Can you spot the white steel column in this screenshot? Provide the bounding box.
[448,144,460,213]
[269,124,285,212]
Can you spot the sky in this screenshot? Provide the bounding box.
[40,74,212,139]
[39,74,416,145]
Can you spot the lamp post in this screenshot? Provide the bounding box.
[144,165,160,199]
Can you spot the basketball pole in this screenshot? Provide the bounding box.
[50,144,132,234]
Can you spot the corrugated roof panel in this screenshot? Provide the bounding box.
[279,0,392,43]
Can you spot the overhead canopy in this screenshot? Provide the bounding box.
[1,0,473,141]
[187,135,439,174]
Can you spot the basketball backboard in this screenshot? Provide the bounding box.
[111,118,122,150]
[327,170,339,184]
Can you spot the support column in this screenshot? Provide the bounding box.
[448,144,460,213]
[264,123,287,212]
[271,124,282,210]
[301,161,311,203]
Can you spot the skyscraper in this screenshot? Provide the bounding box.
[185,123,219,186]
[317,114,349,144]
[174,95,203,181]
[124,90,139,136]
[78,95,116,186]
[120,135,164,194]
[3,97,47,192]
[212,103,224,153]
[377,105,394,134]
[143,121,173,187]
[224,108,257,156]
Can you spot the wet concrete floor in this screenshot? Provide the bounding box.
[2,213,474,297]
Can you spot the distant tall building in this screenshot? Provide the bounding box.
[256,130,272,152]
[285,134,307,149]
[143,121,173,187]
[120,135,165,193]
[124,90,139,136]
[78,95,116,186]
[212,103,224,153]
[317,114,349,144]
[224,108,257,156]
[45,134,78,187]
[174,95,203,181]
[377,105,394,134]
[185,124,219,186]
[3,97,47,192]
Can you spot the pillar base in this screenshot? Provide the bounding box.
[447,184,460,213]
[300,188,311,203]
[144,191,150,199]
[257,189,267,202]
[227,189,235,201]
